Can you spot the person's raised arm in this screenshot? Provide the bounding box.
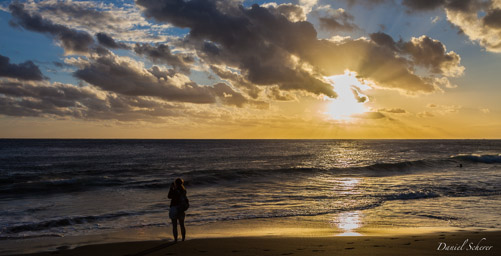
[168,182,175,199]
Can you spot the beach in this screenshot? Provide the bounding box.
[2,215,500,256]
[1,139,500,255]
[6,229,500,256]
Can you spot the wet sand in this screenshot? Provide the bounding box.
[9,230,500,256]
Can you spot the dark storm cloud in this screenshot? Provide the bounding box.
[0,79,183,121]
[134,43,194,73]
[137,0,456,94]
[0,54,46,81]
[136,0,338,98]
[96,33,130,49]
[8,3,94,54]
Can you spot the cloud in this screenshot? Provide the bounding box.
[0,78,183,122]
[354,111,386,119]
[402,36,464,76]
[402,0,483,12]
[484,8,501,28]
[445,2,501,52]
[9,3,95,55]
[318,8,360,32]
[72,51,215,104]
[134,43,194,73]
[267,86,297,101]
[298,0,319,14]
[13,0,168,43]
[417,111,435,118]
[351,87,368,103]
[0,54,46,81]
[346,0,501,52]
[401,0,501,52]
[263,3,306,22]
[70,50,259,108]
[370,32,464,77]
[425,103,462,115]
[306,38,439,93]
[210,65,262,99]
[96,33,130,49]
[479,107,490,113]
[137,0,457,96]
[379,108,407,113]
[136,0,338,98]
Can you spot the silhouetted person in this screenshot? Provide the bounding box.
[168,178,188,242]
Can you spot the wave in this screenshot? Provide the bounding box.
[1,153,499,197]
[451,154,501,163]
[0,209,151,235]
[0,177,125,197]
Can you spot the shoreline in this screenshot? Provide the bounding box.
[5,230,500,256]
[2,216,500,256]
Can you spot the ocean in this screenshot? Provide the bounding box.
[1,139,500,242]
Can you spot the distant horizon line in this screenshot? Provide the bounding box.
[1,138,500,140]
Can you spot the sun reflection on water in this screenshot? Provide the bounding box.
[335,211,362,236]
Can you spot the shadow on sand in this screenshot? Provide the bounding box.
[130,241,177,256]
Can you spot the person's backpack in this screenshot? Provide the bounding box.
[180,193,189,211]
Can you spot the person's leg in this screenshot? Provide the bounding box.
[171,218,178,242]
[179,215,186,241]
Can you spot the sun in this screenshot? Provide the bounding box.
[324,70,372,120]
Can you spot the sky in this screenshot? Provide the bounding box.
[0,0,500,139]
